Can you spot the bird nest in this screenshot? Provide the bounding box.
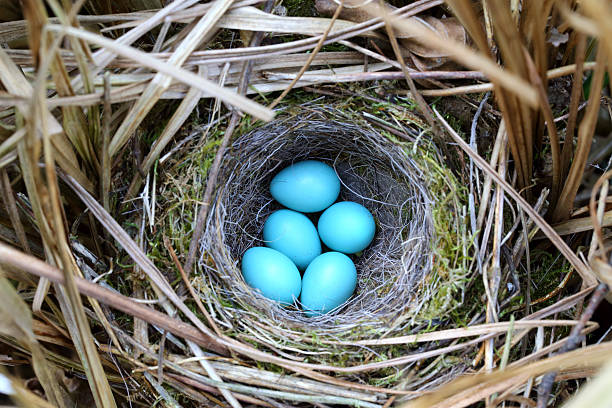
[178,107,473,385]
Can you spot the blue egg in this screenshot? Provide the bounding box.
[318,201,375,254]
[270,160,340,213]
[263,210,321,270]
[241,247,301,305]
[300,252,357,316]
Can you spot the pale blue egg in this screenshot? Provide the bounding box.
[270,160,340,213]
[263,210,322,270]
[241,247,301,305]
[300,252,357,316]
[318,201,376,254]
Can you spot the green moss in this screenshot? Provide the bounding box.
[282,0,317,17]
[407,138,474,324]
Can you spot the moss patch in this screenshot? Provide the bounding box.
[282,0,317,17]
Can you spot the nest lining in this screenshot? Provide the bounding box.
[199,109,447,335]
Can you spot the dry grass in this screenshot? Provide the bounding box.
[0,0,610,407]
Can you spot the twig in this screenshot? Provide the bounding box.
[268,0,344,109]
[0,241,228,355]
[536,283,609,408]
[419,62,597,97]
[157,330,167,383]
[485,132,506,380]
[382,395,396,408]
[554,101,588,123]
[264,69,488,82]
[164,236,222,337]
[527,269,574,308]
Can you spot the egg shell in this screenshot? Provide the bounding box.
[300,252,357,316]
[241,247,301,305]
[318,201,375,254]
[270,160,341,213]
[263,209,322,270]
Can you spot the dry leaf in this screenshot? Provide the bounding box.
[315,0,466,70]
[315,0,373,23]
[401,16,466,56]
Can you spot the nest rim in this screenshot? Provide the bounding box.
[196,107,467,341]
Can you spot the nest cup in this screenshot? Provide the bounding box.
[200,109,445,336]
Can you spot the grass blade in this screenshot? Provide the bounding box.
[105,0,237,157]
[0,268,68,407]
[552,45,607,222]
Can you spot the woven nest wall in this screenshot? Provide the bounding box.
[172,107,474,389]
[202,111,433,328]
